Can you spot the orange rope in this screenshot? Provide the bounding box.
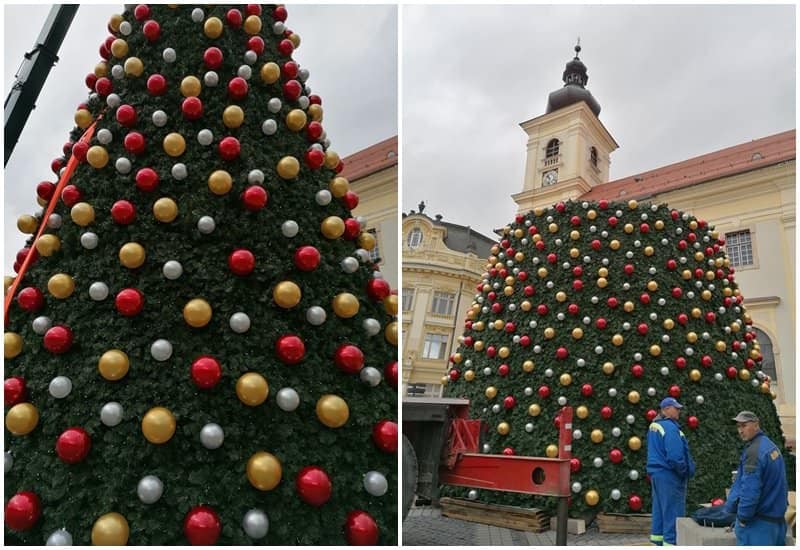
[4,119,100,326]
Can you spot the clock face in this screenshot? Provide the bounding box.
[543,170,558,186]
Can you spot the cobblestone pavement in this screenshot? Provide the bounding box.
[403,506,652,546]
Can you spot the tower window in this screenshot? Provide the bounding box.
[725,230,754,267]
[407,228,423,249]
[753,328,776,382]
[590,146,598,167]
[546,139,560,159]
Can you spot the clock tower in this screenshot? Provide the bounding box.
[512,43,618,213]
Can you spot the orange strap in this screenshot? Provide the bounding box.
[4,120,100,326]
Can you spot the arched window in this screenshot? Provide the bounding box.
[590,146,598,167]
[546,139,560,159]
[407,228,423,249]
[753,328,777,382]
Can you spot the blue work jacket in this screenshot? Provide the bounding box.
[646,416,696,479]
[724,431,788,523]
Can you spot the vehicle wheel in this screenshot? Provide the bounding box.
[402,434,418,520]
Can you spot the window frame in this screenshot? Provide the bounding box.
[724,229,755,268]
[431,291,456,316]
[407,228,423,249]
[422,332,449,360]
[402,288,414,311]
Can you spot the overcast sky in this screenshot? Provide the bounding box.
[402,4,796,239]
[3,4,397,273]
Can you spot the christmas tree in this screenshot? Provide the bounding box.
[4,5,397,545]
[443,199,792,518]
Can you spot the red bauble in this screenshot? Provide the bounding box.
[342,191,359,210]
[111,200,136,225]
[701,355,713,368]
[671,286,683,299]
[184,506,222,546]
[547,252,557,264]
[372,420,398,453]
[590,239,602,251]
[63,141,75,155]
[666,258,677,270]
[272,5,287,21]
[629,494,643,512]
[4,491,41,531]
[276,335,305,365]
[448,369,460,381]
[306,121,323,141]
[115,288,144,317]
[16,247,37,267]
[61,185,82,207]
[580,383,593,397]
[247,4,263,16]
[519,335,531,347]
[36,181,56,201]
[278,38,294,56]
[334,344,364,374]
[366,278,391,301]
[637,323,649,335]
[16,286,44,312]
[247,36,264,55]
[343,218,361,240]
[555,347,569,360]
[538,385,551,399]
[600,405,613,419]
[95,76,113,96]
[51,157,64,174]
[570,458,582,473]
[497,364,510,377]
[607,216,618,227]
[687,416,699,429]
[295,466,332,507]
[486,346,497,358]
[726,366,738,379]
[503,396,516,410]
[536,304,548,315]
[674,356,687,369]
[305,148,325,169]
[85,73,97,90]
[181,97,204,120]
[135,167,159,192]
[384,361,398,388]
[227,77,249,100]
[645,409,658,422]
[609,448,623,464]
[283,79,302,101]
[219,136,241,161]
[4,377,27,406]
[225,8,243,28]
[293,246,321,271]
[203,47,223,69]
[242,185,268,211]
[524,285,535,296]
[116,104,137,128]
[344,510,379,546]
[43,325,73,354]
[142,19,161,42]
[282,61,299,79]
[503,447,515,456]
[669,385,681,398]
[631,364,644,378]
[191,356,222,389]
[639,293,651,305]
[133,4,150,20]
[124,131,146,155]
[596,317,608,328]
[55,427,91,463]
[228,249,256,276]
[504,322,516,334]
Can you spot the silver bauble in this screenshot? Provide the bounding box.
[660,366,670,376]
[47,213,62,229]
[298,95,309,109]
[268,98,282,113]
[608,388,618,397]
[106,93,121,108]
[571,482,582,493]
[714,373,724,381]
[46,529,73,546]
[5,451,13,473]
[162,260,183,280]
[629,469,640,480]
[467,489,478,500]
[150,339,173,362]
[97,128,113,144]
[281,220,299,237]
[696,395,705,404]
[362,318,381,336]
[305,306,326,326]
[100,402,124,427]
[89,281,109,301]
[524,387,533,396]
[647,387,657,397]
[162,47,176,63]
[244,50,257,65]
[276,388,300,412]
[197,129,214,146]
[171,163,188,180]
[243,509,269,539]
[360,367,382,386]
[200,423,224,449]
[483,367,492,376]
[137,475,164,504]
[32,316,53,335]
[525,423,534,433]
[111,64,124,79]
[262,119,277,135]
[204,71,219,87]
[273,21,286,34]
[573,429,582,440]
[238,65,252,79]
[49,376,72,399]
[363,471,388,497]
[626,414,636,424]
[482,443,491,453]
[316,189,332,205]
[593,457,604,468]
[340,257,359,273]
[197,215,216,234]
[612,427,622,437]
[611,489,621,500]
[191,8,204,22]
[151,110,168,127]
[248,169,265,184]
[491,404,501,413]
[115,157,132,174]
[229,312,251,333]
[557,396,567,406]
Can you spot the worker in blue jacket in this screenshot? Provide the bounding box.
[646,397,696,546]
[723,410,788,545]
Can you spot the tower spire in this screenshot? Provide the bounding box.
[545,40,601,116]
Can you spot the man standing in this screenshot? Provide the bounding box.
[647,397,696,546]
[724,410,789,545]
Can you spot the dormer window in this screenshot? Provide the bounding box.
[546,139,560,159]
[407,228,423,249]
[590,146,598,167]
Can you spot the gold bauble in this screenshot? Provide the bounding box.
[686,332,698,343]
[91,513,129,545]
[612,334,624,346]
[332,292,359,318]
[142,407,176,444]
[5,332,23,359]
[715,341,727,352]
[286,109,307,132]
[153,198,178,223]
[5,403,38,436]
[570,230,580,240]
[570,247,581,258]
[644,246,655,256]
[528,404,541,417]
[260,62,280,83]
[730,322,741,333]
[628,199,638,210]
[288,33,301,48]
[647,280,658,292]
[514,228,524,238]
[36,234,61,256]
[546,444,559,458]
[87,145,109,168]
[681,270,692,280]
[316,394,349,428]
[47,274,75,299]
[521,300,532,312]
[497,422,510,435]
[94,62,108,77]
[123,56,144,77]
[548,223,558,233]
[623,223,634,234]
[598,267,609,278]
[627,390,640,404]
[572,327,584,340]
[694,251,705,262]
[691,307,702,319]
[576,405,589,419]
[321,216,345,239]
[473,321,485,331]
[597,277,608,289]
[663,319,675,330]
[655,220,665,230]
[163,133,186,157]
[537,267,548,278]
[119,242,145,268]
[587,209,597,220]
[441,376,449,385]
[204,16,224,38]
[383,294,398,316]
[623,301,635,313]
[236,373,269,406]
[750,348,761,360]
[358,232,376,251]
[324,150,340,169]
[37,196,49,208]
[329,177,350,197]
[590,429,604,443]
[108,14,122,31]
[180,76,202,97]
[544,327,555,339]
[492,319,504,331]
[688,220,698,230]
[247,452,282,491]
[17,214,38,233]
[609,239,621,250]
[4,276,14,295]
[503,285,514,296]
[585,490,600,506]
[498,346,510,359]
[559,373,572,386]
[75,108,93,129]
[701,290,712,301]
[452,353,462,364]
[464,370,475,382]
[649,344,662,357]
[689,369,702,382]
[504,276,515,286]
[473,340,484,352]
[244,14,262,34]
[208,170,233,195]
[110,38,128,58]
[761,383,771,394]
[70,203,95,226]
[514,252,525,262]
[277,156,300,179]
[522,360,534,373]
[723,287,733,297]
[99,349,129,381]
[385,322,398,346]
[533,207,544,216]
[555,291,567,302]
[183,298,212,327]
[628,436,642,451]
[223,105,245,128]
[602,362,615,375]
[739,369,751,381]
[485,386,498,399]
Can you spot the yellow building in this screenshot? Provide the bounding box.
[401,204,497,396]
[340,136,399,289]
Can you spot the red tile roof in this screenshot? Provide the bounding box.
[339,136,398,182]
[581,130,796,201]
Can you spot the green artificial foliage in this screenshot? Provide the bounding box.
[5,4,397,545]
[443,199,793,519]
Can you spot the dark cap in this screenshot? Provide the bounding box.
[660,397,683,409]
[733,411,759,423]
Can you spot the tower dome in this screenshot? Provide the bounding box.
[546,42,601,116]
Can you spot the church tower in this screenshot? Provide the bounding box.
[512,43,618,213]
